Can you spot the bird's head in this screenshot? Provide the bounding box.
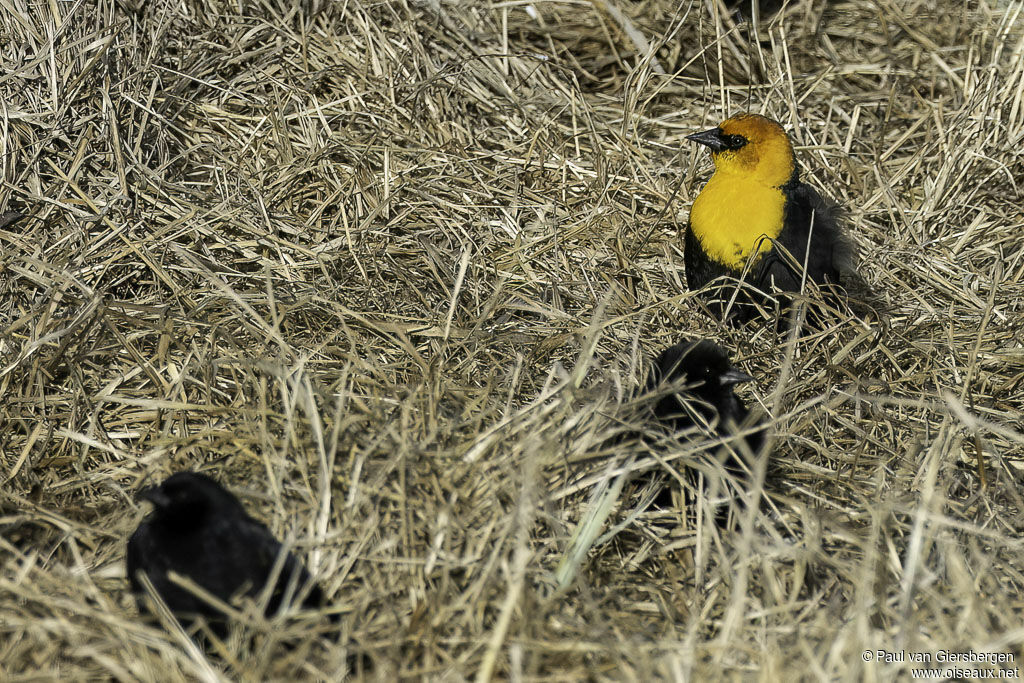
[687,113,795,187]
[138,472,244,528]
[649,339,754,405]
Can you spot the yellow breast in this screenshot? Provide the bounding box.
[689,173,786,270]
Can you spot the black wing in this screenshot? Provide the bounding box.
[759,177,854,291]
[202,512,323,614]
[231,516,325,615]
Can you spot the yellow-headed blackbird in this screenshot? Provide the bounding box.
[127,472,328,637]
[684,113,854,322]
[643,339,766,522]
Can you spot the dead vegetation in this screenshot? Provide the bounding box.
[2,0,1024,679]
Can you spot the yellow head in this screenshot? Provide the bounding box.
[686,114,796,268]
[687,113,795,187]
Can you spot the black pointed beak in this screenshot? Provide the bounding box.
[719,368,755,387]
[686,127,728,152]
[138,486,171,509]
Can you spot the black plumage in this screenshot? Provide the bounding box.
[642,339,766,520]
[127,472,327,636]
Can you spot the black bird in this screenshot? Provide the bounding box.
[127,472,327,636]
[646,339,762,450]
[643,339,766,516]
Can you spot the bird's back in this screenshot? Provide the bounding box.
[128,509,319,630]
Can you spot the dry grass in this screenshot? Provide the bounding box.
[2,0,1024,679]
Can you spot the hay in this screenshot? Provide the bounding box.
[2,0,1023,678]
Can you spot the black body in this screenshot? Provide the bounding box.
[127,472,325,635]
[685,168,853,323]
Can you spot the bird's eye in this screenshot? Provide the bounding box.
[721,134,748,150]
